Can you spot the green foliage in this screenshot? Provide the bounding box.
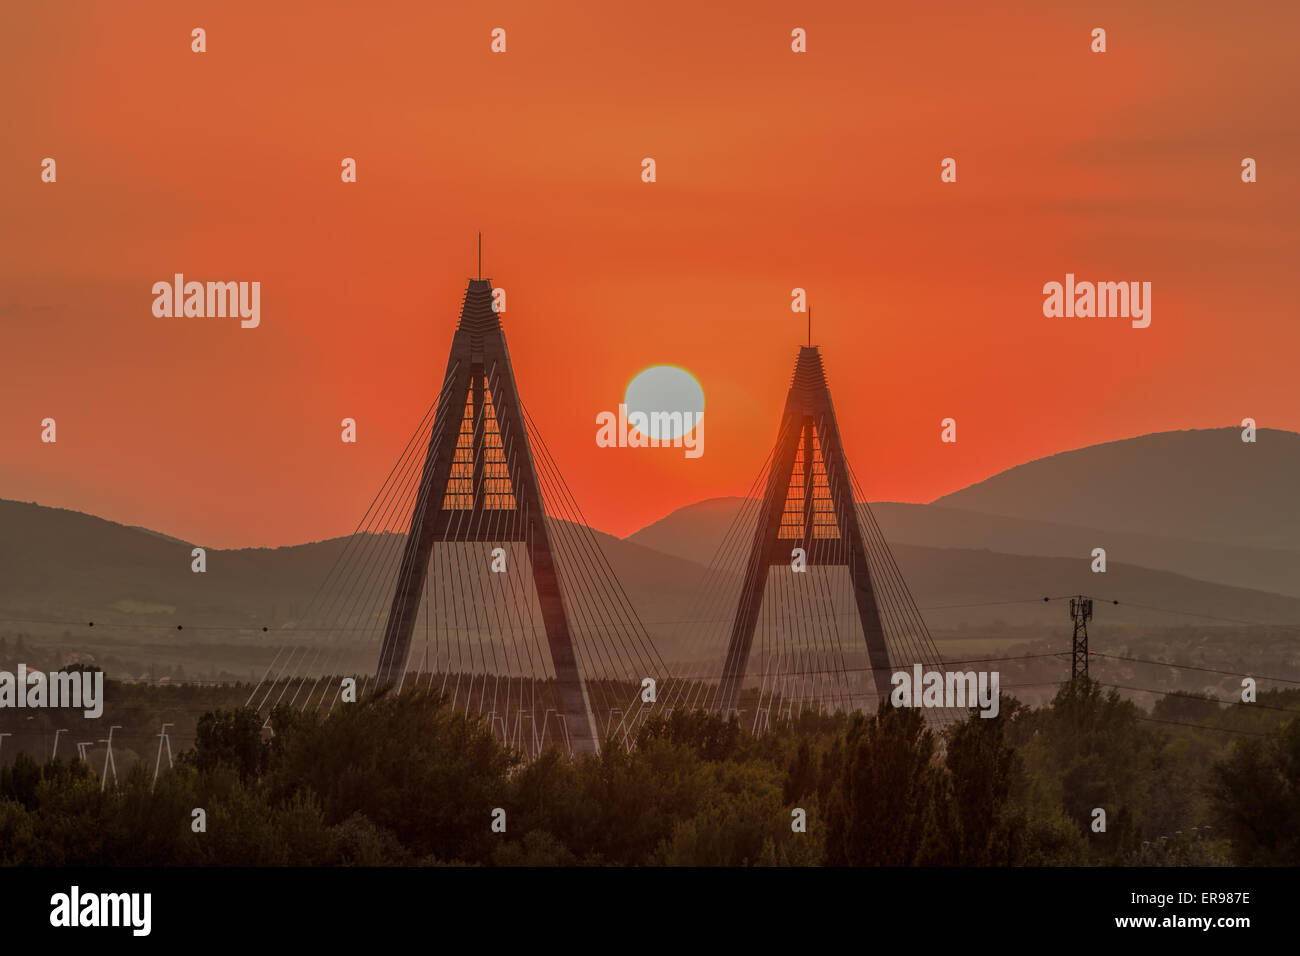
[650,759,793,865]
[824,704,945,865]
[1,675,1295,866]
[635,709,743,761]
[492,830,577,867]
[1012,679,1160,862]
[935,698,1022,865]
[183,707,270,783]
[265,689,512,862]
[1210,716,1300,865]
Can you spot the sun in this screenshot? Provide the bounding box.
[624,366,705,441]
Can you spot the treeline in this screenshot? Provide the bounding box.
[0,679,1297,866]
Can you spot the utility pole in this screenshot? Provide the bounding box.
[77,741,92,762]
[153,723,174,789]
[1069,595,1093,680]
[52,728,67,761]
[100,725,121,791]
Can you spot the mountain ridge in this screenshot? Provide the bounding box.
[4,427,1297,675]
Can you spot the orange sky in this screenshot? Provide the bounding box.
[2,1,1298,547]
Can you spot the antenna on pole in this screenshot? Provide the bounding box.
[808,307,812,346]
[477,232,482,280]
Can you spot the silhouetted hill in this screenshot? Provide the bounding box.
[0,498,717,641]
[624,497,1300,638]
[934,427,1300,551]
[0,499,358,628]
[627,428,1300,598]
[8,419,1300,679]
[873,502,1300,599]
[627,497,753,567]
[883,542,1300,632]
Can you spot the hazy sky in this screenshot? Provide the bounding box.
[2,1,1297,547]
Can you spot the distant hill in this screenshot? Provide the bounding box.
[933,427,1300,551]
[624,497,1300,635]
[882,542,1300,632]
[0,497,716,641]
[5,426,1300,675]
[0,498,356,629]
[628,497,753,568]
[627,428,1300,598]
[630,496,1300,600]
[9,492,1300,677]
[872,502,1300,600]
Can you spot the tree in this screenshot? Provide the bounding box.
[936,698,1022,865]
[185,707,269,782]
[1210,717,1300,864]
[1015,679,1159,862]
[824,704,943,865]
[266,689,512,863]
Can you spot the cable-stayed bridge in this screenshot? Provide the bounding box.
[656,345,960,731]
[246,264,960,754]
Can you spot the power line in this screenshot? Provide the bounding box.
[1098,679,1300,717]
[0,598,1054,634]
[1134,714,1270,738]
[1092,650,1300,686]
[4,591,1299,635]
[1091,597,1300,629]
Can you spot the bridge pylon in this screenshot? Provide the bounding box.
[375,276,599,756]
[714,346,894,716]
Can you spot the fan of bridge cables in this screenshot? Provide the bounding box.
[245,361,678,758]
[654,408,965,732]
